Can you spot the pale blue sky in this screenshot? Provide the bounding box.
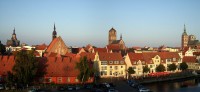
[0,0,200,47]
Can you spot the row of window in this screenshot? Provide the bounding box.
[44,77,80,83]
[100,71,124,76]
[101,61,124,65]
[101,66,124,70]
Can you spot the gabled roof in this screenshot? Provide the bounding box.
[71,48,85,54]
[98,52,123,61]
[94,48,108,53]
[46,36,68,55]
[35,43,47,50]
[127,52,180,65]
[79,52,95,61]
[182,56,197,63]
[106,44,121,51]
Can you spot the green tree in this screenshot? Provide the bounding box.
[12,50,38,85]
[180,62,188,71]
[156,64,166,72]
[127,67,135,78]
[76,56,93,84]
[5,71,15,86]
[168,63,177,71]
[143,65,150,73]
[0,42,6,55]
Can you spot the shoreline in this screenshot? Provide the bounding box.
[138,74,200,84]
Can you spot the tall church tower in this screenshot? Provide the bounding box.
[182,24,188,49]
[52,23,57,40]
[11,28,17,40]
[108,27,117,44]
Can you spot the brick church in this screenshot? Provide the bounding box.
[181,24,200,49]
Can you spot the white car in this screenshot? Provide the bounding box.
[0,84,4,90]
[139,87,150,92]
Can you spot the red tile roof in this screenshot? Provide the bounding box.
[98,52,123,61]
[79,52,95,61]
[193,52,200,56]
[182,56,197,63]
[37,56,81,77]
[0,56,15,76]
[35,44,47,50]
[128,52,180,65]
[46,37,59,53]
[94,48,108,53]
[106,44,121,51]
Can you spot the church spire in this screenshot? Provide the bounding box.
[13,27,16,35]
[120,33,122,40]
[182,24,187,35]
[52,23,57,40]
[54,22,56,31]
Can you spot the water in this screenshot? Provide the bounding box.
[143,78,200,92]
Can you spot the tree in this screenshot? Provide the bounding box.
[143,65,150,73]
[168,63,177,71]
[5,71,15,86]
[127,67,135,78]
[180,62,188,71]
[12,50,38,85]
[76,56,93,84]
[0,42,6,55]
[156,64,166,72]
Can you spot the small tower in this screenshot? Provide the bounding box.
[108,27,117,44]
[120,34,122,40]
[11,27,17,40]
[52,23,57,40]
[182,24,188,49]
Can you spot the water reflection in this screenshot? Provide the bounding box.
[143,78,200,92]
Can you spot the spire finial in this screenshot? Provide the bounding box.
[54,22,56,31]
[184,24,186,32]
[120,33,122,40]
[13,27,16,35]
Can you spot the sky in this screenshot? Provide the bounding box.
[0,0,200,47]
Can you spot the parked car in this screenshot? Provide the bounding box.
[102,83,110,88]
[109,83,116,87]
[75,85,81,90]
[85,84,93,89]
[107,87,118,92]
[57,86,65,91]
[66,85,74,91]
[28,88,38,92]
[0,84,4,90]
[137,85,150,92]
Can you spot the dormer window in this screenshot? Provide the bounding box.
[109,61,113,64]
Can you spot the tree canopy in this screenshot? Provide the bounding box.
[76,56,93,84]
[180,62,188,71]
[128,67,135,75]
[0,42,6,55]
[168,63,177,71]
[156,64,166,72]
[12,50,38,85]
[143,65,150,73]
